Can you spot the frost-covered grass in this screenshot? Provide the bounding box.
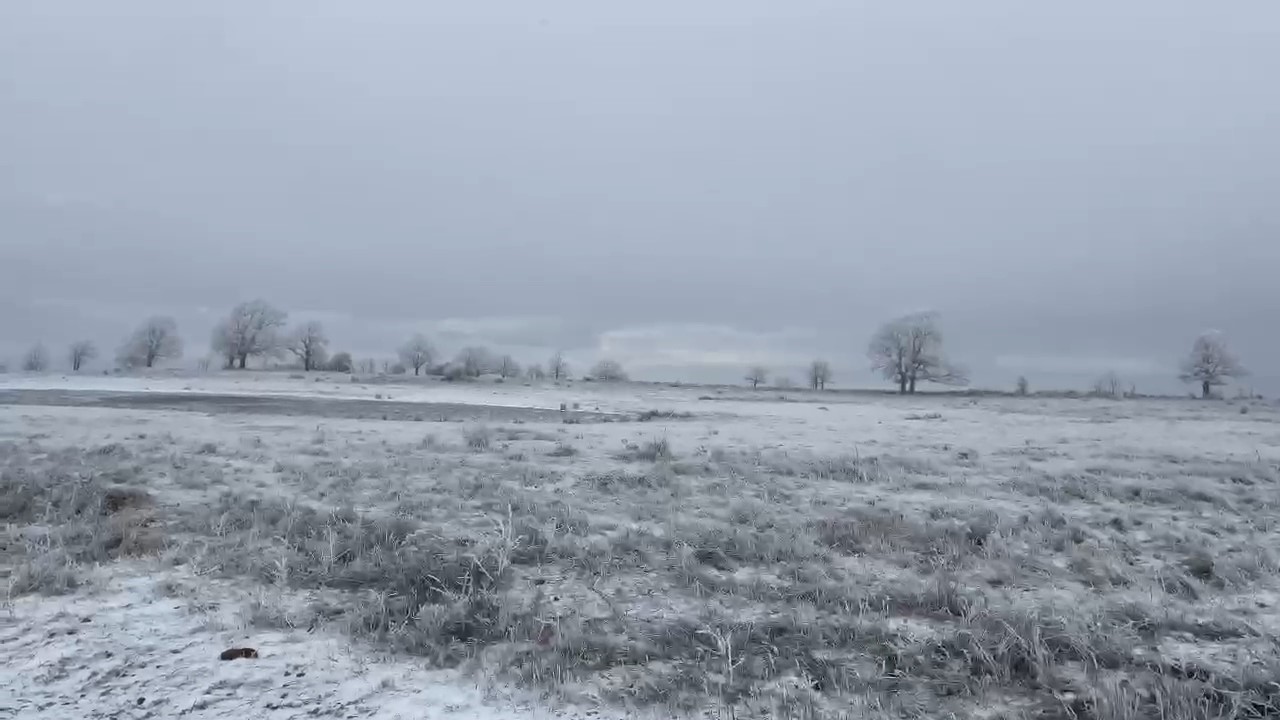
[2,384,1279,719]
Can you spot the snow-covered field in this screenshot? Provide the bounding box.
[3,372,1279,719]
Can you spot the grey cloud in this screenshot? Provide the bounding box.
[2,1,1278,393]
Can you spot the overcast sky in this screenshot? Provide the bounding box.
[2,1,1277,393]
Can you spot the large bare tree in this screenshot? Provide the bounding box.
[591,358,628,382]
[22,344,49,372]
[1179,331,1246,399]
[807,360,832,391]
[498,355,522,379]
[119,316,183,369]
[211,300,287,369]
[286,321,329,372]
[745,365,768,389]
[548,351,569,381]
[868,311,968,394]
[68,340,97,372]
[397,334,436,376]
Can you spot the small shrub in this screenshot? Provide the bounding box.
[621,437,674,462]
[636,409,693,422]
[548,443,578,458]
[465,426,493,450]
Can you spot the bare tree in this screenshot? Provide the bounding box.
[525,363,546,381]
[1179,331,1247,399]
[868,311,968,394]
[328,352,353,373]
[1092,371,1122,398]
[1015,376,1029,396]
[456,346,496,378]
[498,355,522,379]
[591,358,628,382]
[358,358,377,375]
[398,334,436,376]
[119,316,183,369]
[211,300,287,369]
[548,351,569,381]
[745,365,768,389]
[22,344,49,372]
[286,321,328,372]
[807,360,832,391]
[68,340,97,372]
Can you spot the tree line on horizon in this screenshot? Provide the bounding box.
[4,301,1251,399]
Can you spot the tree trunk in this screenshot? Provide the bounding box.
[909,375,917,394]
[1202,380,1211,399]
[146,356,154,368]
[237,355,247,369]
[414,366,420,376]
[898,375,907,394]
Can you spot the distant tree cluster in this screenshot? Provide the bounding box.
[4,296,1254,402]
[590,359,628,382]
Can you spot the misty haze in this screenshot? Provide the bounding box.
[2,2,1278,719]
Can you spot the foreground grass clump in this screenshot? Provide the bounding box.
[1,443,164,595]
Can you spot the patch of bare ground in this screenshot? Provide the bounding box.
[3,402,1279,720]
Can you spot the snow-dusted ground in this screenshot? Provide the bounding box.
[4,370,1274,463]
[1,564,619,720]
[3,372,1279,719]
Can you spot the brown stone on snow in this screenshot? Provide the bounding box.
[219,647,259,661]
